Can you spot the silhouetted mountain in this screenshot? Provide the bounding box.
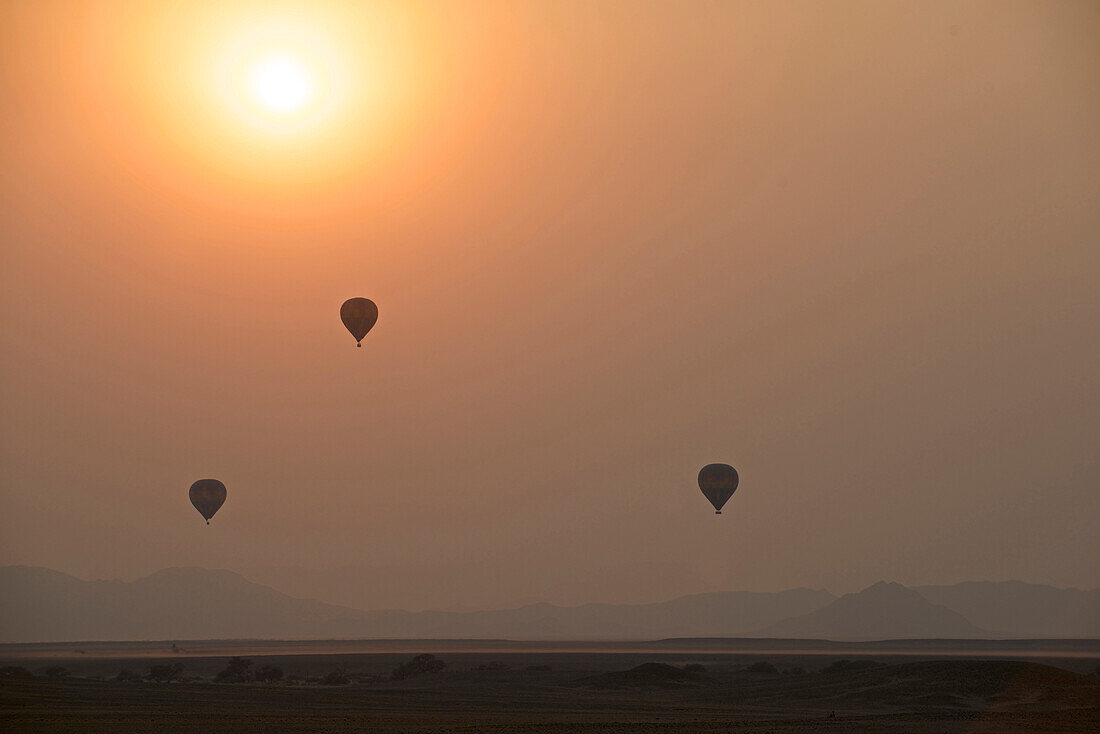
[362,588,836,639]
[915,581,1100,638]
[763,581,984,639]
[0,566,831,642]
[6,567,1093,643]
[244,560,742,613]
[0,566,373,642]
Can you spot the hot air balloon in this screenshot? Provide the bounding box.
[698,463,738,514]
[340,298,378,347]
[189,479,226,525]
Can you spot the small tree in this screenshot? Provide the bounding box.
[254,664,284,683]
[147,663,184,682]
[821,659,883,675]
[215,657,253,683]
[44,666,69,680]
[391,654,446,681]
[320,666,348,685]
[473,661,509,671]
[746,661,778,674]
[0,666,33,679]
[115,668,143,682]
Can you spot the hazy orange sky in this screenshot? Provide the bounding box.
[1,0,1097,611]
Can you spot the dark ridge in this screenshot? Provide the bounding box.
[572,662,708,689]
[789,660,1100,711]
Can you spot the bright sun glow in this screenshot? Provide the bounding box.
[229,41,332,127]
[248,53,314,114]
[209,15,351,136]
[154,3,418,168]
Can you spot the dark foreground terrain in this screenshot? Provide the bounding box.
[1,649,1098,733]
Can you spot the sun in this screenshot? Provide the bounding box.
[209,23,341,133]
[168,4,416,165]
[229,41,330,125]
[247,53,314,114]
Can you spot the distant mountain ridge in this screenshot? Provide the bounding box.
[763,581,984,639]
[0,566,832,642]
[915,581,1100,638]
[1,566,1096,643]
[0,566,374,642]
[352,587,836,641]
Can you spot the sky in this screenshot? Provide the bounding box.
[1,0,1098,611]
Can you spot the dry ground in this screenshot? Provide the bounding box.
[1,656,1097,733]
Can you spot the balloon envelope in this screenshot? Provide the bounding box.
[189,479,226,524]
[340,298,378,347]
[698,463,738,514]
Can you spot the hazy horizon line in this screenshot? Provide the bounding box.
[5,563,1096,614]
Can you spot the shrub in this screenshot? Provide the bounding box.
[473,661,509,671]
[746,661,778,674]
[320,667,349,685]
[254,664,284,683]
[0,666,33,679]
[146,663,184,682]
[215,657,253,683]
[391,654,446,681]
[44,666,69,680]
[115,668,143,682]
[782,666,806,676]
[820,659,884,675]
[683,663,707,673]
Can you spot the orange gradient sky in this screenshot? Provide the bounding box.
[1,0,1097,609]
